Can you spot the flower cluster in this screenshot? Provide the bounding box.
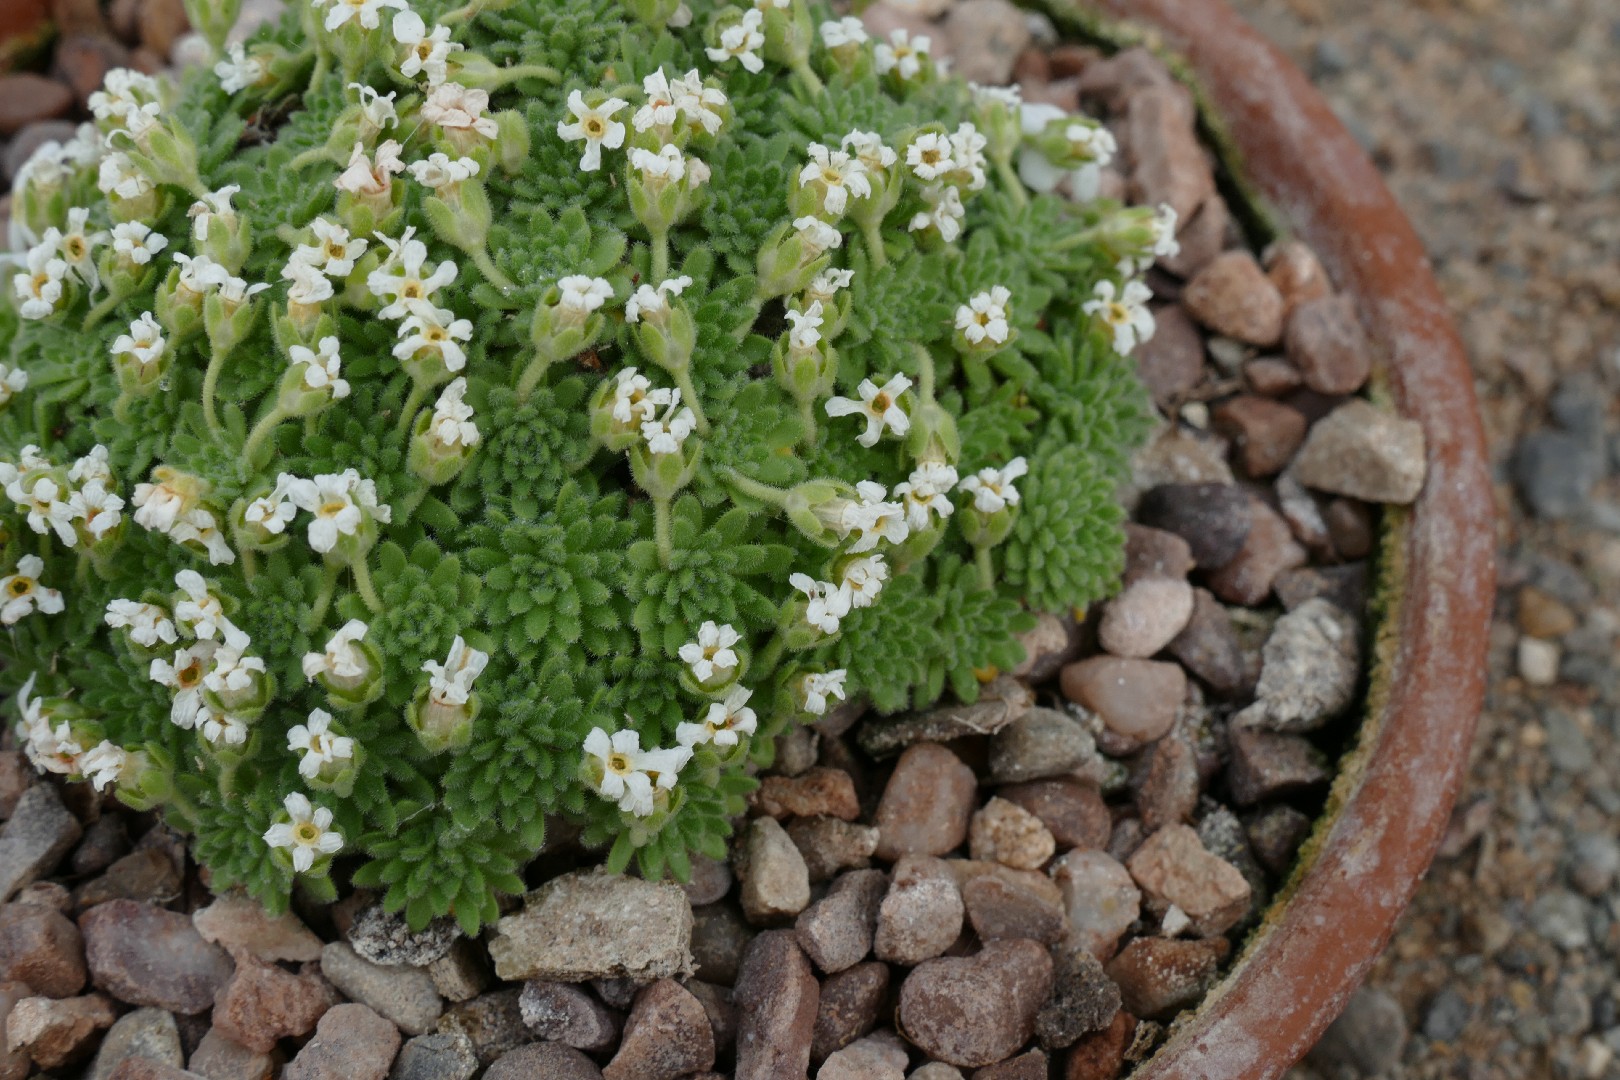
[0,0,1161,925]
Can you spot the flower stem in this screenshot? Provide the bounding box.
[654,495,673,570]
[307,43,330,93]
[994,156,1028,210]
[244,404,289,463]
[756,631,786,676]
[798,397,818,447]
[514,354,552,403]
[913,342,936,402]
[650,227,670,283]
[305,563,339,632]
[792,61,825,95]
[397,379,429,440]
[289,146,331,172]
[859,217,889,269]
[672,367,710,435]
[720,467,790,507]
[351,557,383,613]
[471,248,517,295]
[84,289,126,330]
[485,62,560,85]
[241,548,258,583]
[395,481,428,524]
[975,544,996,591]
[200,345,228,439]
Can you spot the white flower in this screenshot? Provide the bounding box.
[263,792,343,873]
[893,461,958,530]
[172,252,222,298]
[196,264,269,305]
[198,708,248,747]
[800,143,871,217]
[13,240,68,320]
[68,446,111,487]
[288,336,350,399]
[840,553,888,609]
[422,635,489,707]
[785,300,823,353]
[820,17,867,47]
[825,372,911,448]
[906,132,954,181]
[79,741,127,792]
[790,572,851,635]
[0,555,64,626]
[368,230,458,319]
[583,726,692,816]
[1017,104,1117,198]
[640,393,696,456]
[334,139,405,195]
[610,367,674,425]
[294,217,369,277]
[97,152,153,202]
[956,285,1011,345]
[69,481,123,541]
[214,42,265,93]
[958,456,1028,513]
[971,83,1022,108]
[393,304,473,372]
[557,274,614,319]
[427,377,479,450]
[1146,204,1181,263]
[800,669,847,715]
[111,221,167,265]
[557,89,628,172]
[322,0,406,32]
[407,152,480,191]
[287,709,355,780]
[909,182,965,242]
[348,83,399,131]
[88,68,161,124]
[188,184,240,245]
[105,599,177,646]
[393,10,462,85]
[244,474,299,537]
[841,130,897,172]
[679,621,741,683]
[0,364,26,407]
[422,82,499,139]
[169,506,236,566]
[627,144,686,190]
[806,268,853,307]
[150,642,216,728]
[793,215,843,258]
[707,8,765,73]
[173,569,250,650]
[632,69,680,133]
[203,647,266,697]
[47,209,105,292]
[302,619,370,682]
[843,480,910,553]
[7,475,78,546]
[670,69,726,135]
[1082,279,1156,355]
[625,275,691,323]
[949,122,988,190]
[676,686,758,749]
[131,472,191,533]
[285,469,391,554]
[283,259,334,307]
[874,28,929,79]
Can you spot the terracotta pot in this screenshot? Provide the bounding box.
[1044,1,1495,1076]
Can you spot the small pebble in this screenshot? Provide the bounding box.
[785,817,880,883]
[1284,295,1371,394]
[282,1004,401,1080]
[1292,399,1428,504]
[810,962,888,1063]
[320,941,443,1036]
[211,952,336,1055]
[1134,483,1251,568]
[733,931,819,1080]
[739,816,812,924]
[897,939,1053,1068]
[1098,577,1196,658]
[997,780,1112,851]
[1182,251,1287,347]
[871,744,978,862]
[1518,636,1560,686]
[969,797,1056,870]
[601,978,715,1080]
[795,868,886,975]
[988,707,1103,785]
[873,857,964,966]
[1125,824,1252,936]
[1050,850,1140,960]
[1104,937,1228,1020]
[1060,657,1186,744]
[517,980,619,1051]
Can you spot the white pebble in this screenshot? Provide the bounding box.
[1517,636,1559,687]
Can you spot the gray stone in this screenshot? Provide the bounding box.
[389,1032,478,1080]
[1422,987,1471,1043]
[1035,947,1120,1049]
[321,941,444,1036]
[1306,987,1409,1078]
[0,784,82,902]
[0,901,86,998]
[857,676,1032,758]
[817,1030,908,1079]
[1235,598,1359,732]
[1569,832,1620,898]
[739,816,812,924]
[434,989,527,1066]
[483,1042,601,1080]
[86,1008,182,1080]
[1135,483,1251,568]
[942,0,1031,84]
[1099,577,1195,659]
[427,940,489,1003]
[187,1028,276,1080]
[1050,850,1140,960]
[1513,430,1605,521]
[80,900,234,1015]
[349,905,459,968]
[795,869,886,975]
[518,980,619,1051]
[873,857,963,966]
[1530,889,1592,950]
[487,870,693,982]
[284,1003,401,1080]
[1292,399,1427,504]
[988,708,1103,785]
[898,940,1054,1068]
[192,893,323,964]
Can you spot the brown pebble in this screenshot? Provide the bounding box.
[1098,577,1196,659]
[1122,524,1195,586]
[752,768,860,822]
[5,991,115,1070]
[872,743,978,862]
[810,961,889,1063]
[899,939,1054,1068]
[211,953,336,1054]
[1182,251,1286,347]
[1244,356,1304,397]
[602,978,715,1080]
[690,902,753,987]
[1133,305,1204,409]
[1226,728,1330,807]
[997,780,1112,851]
[1263,240,1332,312]
[1211,396,1307,478]
[1060,657,1185,744]
[80,900,233,1015]
[1050,850,1140,961]
[1291,399,1427,505]
[1125,824,1252,936]
[1516,585,1577,639]
[0,75,73,136]
[795,868,886,975]
[0,902,85,998]
[1167,587,1254,698]
[874,856,964,966]
[962,874,1067,945]
[483,1042,601,1080]
[1162,192,1230,279]
[732,931,818,1080]
[1135,730,1199,832]
[969,797,1056,871]
[1284,295,1370,396]
[784,816,879,883]
[1324,498,1374,559]
[1134,483,1251,569]
[1205,494,1307,607]
[518,980,620,1052]
[974,1049,1048,1079]
[1063,1006,1137,1079]
[738,816,811,924]
[1124,84,1214,223]
[1104,937,1228,1020]
[51,34,129,108]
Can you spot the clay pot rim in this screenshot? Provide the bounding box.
[1051,1,1495,1075]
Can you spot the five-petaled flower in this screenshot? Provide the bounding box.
[583,726,692,817]
[825,373,912,448]
[956,286,1012,345]
[105,599,177,647]
[820,17,867,47]
[800,669,848,715]
[422,635,489,707]
[393,10,462,86]
[679,621,741,683]
[800,144,871,216]
[894,461,959,530]
[558,90,628,172]
[874,28,929,79]
[214,43,265,94]
[1082,279,1156,355]
[263,792,344,872]
[0,555,63,626]
[288,336,351,399]
[285,470,392,554]
[790,572,851,635]
[287,709,355,780]
[706,9,765,73]
[427,378,480,450]
[303,619,371,684]
[958,456,1029,513]
[677,686,758,749]
[626,276,691,323]
[111,221,167,265]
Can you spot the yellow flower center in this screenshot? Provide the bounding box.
[294,822,321,843]
[319,500,348,518]
[607,752,632,775]
[8,577,33,597]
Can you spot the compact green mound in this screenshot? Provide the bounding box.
[0,0,1162,931]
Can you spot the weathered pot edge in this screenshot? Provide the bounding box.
[1028,1,1495,1075]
